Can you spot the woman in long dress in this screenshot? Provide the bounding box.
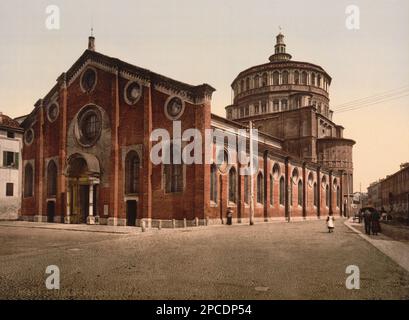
[326,215,335,233]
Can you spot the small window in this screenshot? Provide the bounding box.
[6,183,13,197]
[254,103,259,114]
[262,73,268,86]
[273,100,279,112]
[282,71,289,84]
[3,151,19,169]
[294,71,300,85]
[81,68,97,92]
[124,81,142,105]
[261,102,267,113]
[273,71,280,85]
[47,103,59,122]
[7,131,15,139]
[24,128,34,145]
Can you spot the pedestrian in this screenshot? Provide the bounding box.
[363,210,372,235]
[371,210,381,235]
[326,214,335,233]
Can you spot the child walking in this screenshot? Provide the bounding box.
[326,214,335,233]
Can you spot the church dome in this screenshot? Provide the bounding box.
[226,33,333,122]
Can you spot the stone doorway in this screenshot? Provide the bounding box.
[65,153,100,225]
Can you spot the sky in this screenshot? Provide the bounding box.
[0,0,408,191]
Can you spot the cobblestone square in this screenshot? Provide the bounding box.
[0,219,408,300]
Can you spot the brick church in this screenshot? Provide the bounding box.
[20,33,354,227]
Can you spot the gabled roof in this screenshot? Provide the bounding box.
[22,48,216,128]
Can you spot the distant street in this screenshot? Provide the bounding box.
[0,220,408,299]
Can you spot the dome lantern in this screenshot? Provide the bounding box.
[269,32,292,62]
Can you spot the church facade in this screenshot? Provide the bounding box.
[19,33,354,227]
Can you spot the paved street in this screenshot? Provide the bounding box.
[0,219,408,300]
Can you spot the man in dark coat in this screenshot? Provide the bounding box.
[363,210,372,235]
[371,210,381,235]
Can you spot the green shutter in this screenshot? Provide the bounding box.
[14,153,19,169]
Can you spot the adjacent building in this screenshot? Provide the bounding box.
[368,163,409,216]
[0,112,23,220]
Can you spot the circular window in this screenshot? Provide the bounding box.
[77,106,102,147]
[124,81,142,105]
[165,97,185,120]
[24,128,34,146]
[80,68,97,93]
[47,103,59,122]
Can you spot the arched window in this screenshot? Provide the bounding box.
[257,172,264,204]
[311,73,316,86]
[294,71,300,85]
[240,79,244,93]
[126,151,140,194]
[298,180,303,206]
[318,75,322,87]
[254,103,260,114]
[273,71,280,85]
[281,99,288,111]
[302,72,308,85]
[326,184,330,207]
[270,174,273,205]
[228,167,237,204]
[246,78,250,90]
[262,73,268,86]
[313,182,318,207]
[47,160,57,197]
[273,100,279,112]
[254,75,259,88]
[282,71,289,84]
[24,163,34,198]
[336,186,340,208]
[279,176,285,205]
[244,175,249,204]
[164,145,183,193]
[261,101,267,113]
[210,164,217,202]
